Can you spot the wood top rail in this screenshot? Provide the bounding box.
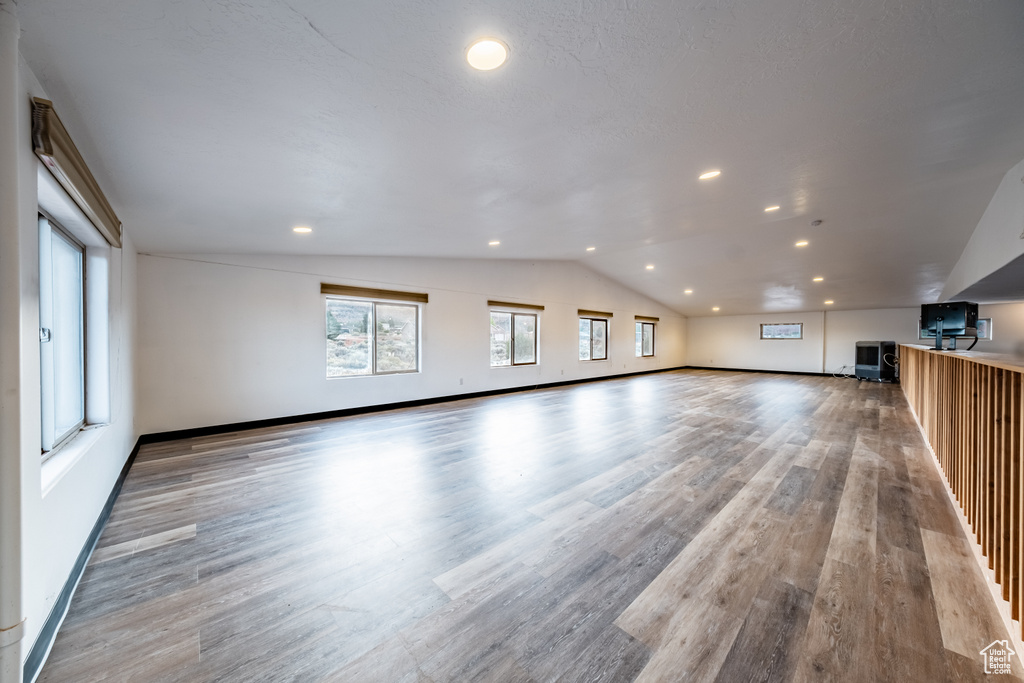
[902,344,1024,373]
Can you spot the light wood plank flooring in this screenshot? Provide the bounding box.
[40,369,1021,681]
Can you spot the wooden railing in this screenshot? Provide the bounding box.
[901,344,1024,629]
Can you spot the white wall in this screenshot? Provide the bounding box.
[688,304,1024,374]
[976,302,1024,357]
[5,51,139,667]
[942,157,1024,301]
[823,308,918,373]
[686,311,825,373]
[136,254,686,434]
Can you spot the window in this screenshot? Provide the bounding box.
[760,323,803,339]
[635,320,655,357]
[326,298,420,376]
[490,310,538,366]
[579,317,608,361]
[39,215,85,452]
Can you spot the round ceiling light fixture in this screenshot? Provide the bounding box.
[698,170,721,180]
[467,38,509,71]
[292,226,312,234]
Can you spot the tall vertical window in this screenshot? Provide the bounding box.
[39,215,85,452]
[579,317,608,361]
[635,320,655,357]
[489,304,540,367]
[326,298,420,377]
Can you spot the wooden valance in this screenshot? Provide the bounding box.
[488,300,545,311]
[635,315,660,322]
[31,98,122,248]
[578,309,613,318]
[321,283,428,303]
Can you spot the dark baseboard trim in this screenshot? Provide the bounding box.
[686,365,830,377]
[23,438,144,683]
[141,366,689,444]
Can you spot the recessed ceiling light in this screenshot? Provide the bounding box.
[467,38,509,71]
[795,240,809,247]
[698,170,721,180]
[292,226,312,234]
[764,205,781,212]
[488,240,500,246]
[813,276,824,282]
[712,306,720,311]
[684,289,693,294]
[586,246,596,252]
[824,300,834,305]
[645,264,655,270]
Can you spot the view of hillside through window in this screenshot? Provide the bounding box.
[491,311,538,366]
[579,318,607,360]
[635,322,654,357]
[327,299,418,376]
[760,323,803,339]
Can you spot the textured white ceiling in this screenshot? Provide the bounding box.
[17,0,1024,315]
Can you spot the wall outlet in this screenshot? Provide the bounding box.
[459,378,463,385]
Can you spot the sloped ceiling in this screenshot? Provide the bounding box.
[17,0,1024,315]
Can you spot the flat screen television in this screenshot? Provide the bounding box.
[920,301,978,350]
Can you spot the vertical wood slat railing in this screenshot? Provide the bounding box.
[901,345,1024,629]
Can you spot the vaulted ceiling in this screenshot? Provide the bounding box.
[18,0,1024,315]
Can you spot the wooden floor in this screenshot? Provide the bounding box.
[41,369,1022,682]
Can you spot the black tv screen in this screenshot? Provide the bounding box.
[920,301,978,338]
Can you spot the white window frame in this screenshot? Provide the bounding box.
[760,322,803,340]
[37,162,113,461]
[579,317,609,361]
[635,321,655,357]
[325,296,421,378]
[490,308,540,367]
[39,215,86,453]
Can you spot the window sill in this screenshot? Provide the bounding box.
[327,370,420,380]
[41,424,107,498]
